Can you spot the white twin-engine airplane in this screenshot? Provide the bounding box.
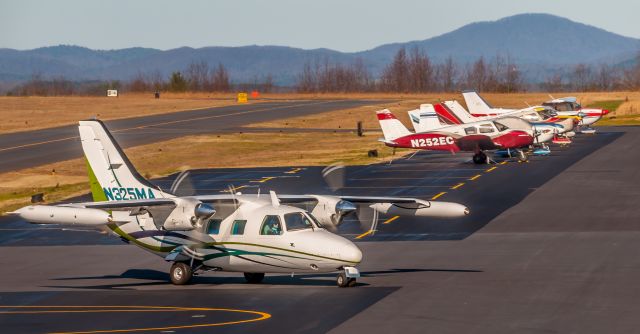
[11,120,469,287]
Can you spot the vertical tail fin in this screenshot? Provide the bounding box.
[79,120,173,201]
[462,91,496,116]
[442,100,477,124]
[408,104,444,133]
[376,109,412,141]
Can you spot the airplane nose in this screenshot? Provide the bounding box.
[343,243,363,264]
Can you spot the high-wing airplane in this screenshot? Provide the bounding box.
[462,91,607,132]
[541,97,610,131]
[410,101,562,146]
[377,108,534,163]
[11,120,469,287]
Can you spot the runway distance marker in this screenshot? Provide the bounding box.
[450,182,465,190]
[431,192,447,200]
[382,215,400,225]
[469,174,482,181]
[485,167,498,173]
[0,305,271,334]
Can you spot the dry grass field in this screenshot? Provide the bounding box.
[1,91,639,213]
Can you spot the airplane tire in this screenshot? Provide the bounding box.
[170,262,192,285]
[472,152,487,164]
[347,278,357,287]
[244,272,265,284]
[518,151,529,162]
[337,273,349,287]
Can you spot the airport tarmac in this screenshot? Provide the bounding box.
[1,127,639,333]
[0,99,378,173]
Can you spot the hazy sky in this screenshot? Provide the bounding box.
[1,0,639,52]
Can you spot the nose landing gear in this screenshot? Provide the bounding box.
[337,266,360,287]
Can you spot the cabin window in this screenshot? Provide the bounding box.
[284,212,313,231]
[260,215,283,235]
[305,212,324,229]
[231,220,247,235]
[479,124,494,133]
[464,127,477,135]
[206,219,222,235]
[494,121,508,132]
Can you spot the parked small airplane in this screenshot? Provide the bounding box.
[410,101,561,146]
[377,108,534,163]
[12,120,469,287]
[541,97,610,130]
[462,91,607,132]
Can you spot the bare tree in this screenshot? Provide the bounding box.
[571,64,592,91]
[210,63,230,92]
[185,61,210,91]
[437,56,458,92]
[466,56,488,92]
[129,72,149,92]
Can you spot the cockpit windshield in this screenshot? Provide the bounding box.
[493,121,508,132]
[284,212,314,231]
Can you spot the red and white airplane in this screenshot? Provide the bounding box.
[376,109,534,164]
[409,101,565,146]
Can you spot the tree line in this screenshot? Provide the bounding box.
[7,49,640,96]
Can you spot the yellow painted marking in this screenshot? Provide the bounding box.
[450,182,465,190]
[250,176,275,183]
[355,230,375,239]
[469,174,481,181]
[285,168,302,174]
[431,192,447,200]
[382,215,400,225]
[0,305,271,334]
[500,161,508,165]
[485,166,497,173]
[219,185,248,193]
[0,100,336,153]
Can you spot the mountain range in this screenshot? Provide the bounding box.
[1,13,638,85]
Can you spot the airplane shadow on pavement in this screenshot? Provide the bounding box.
[46,267,482,290]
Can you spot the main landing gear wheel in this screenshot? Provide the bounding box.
[337,272,357,288]
[518,150,529,162]
[472,152,488,164]
[170,262,193,285]
[244,272,265,284]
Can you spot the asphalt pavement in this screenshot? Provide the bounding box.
[0,127,638,333]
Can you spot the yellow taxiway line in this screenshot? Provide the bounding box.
[431,192,447,200]
[450,182,465,190]
[485,166,498,173]
[0,305,271,334]
[382,215,400,225]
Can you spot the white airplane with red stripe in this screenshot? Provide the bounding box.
[377,108,535,164]
[463,91,609,130]
[410,101,561,145]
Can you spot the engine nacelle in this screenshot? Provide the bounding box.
[370,200,469,218]
[163,198,216,231]
[309,195,356,229]
[15,205,113,226]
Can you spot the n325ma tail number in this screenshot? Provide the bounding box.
[410,136,454,148]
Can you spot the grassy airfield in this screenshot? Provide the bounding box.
[0,91,638,213]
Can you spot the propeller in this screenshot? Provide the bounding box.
[169,170,196,196]
[355,204,380,235]
[321,163,346,192]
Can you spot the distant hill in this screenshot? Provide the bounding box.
[1,13,638,85]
